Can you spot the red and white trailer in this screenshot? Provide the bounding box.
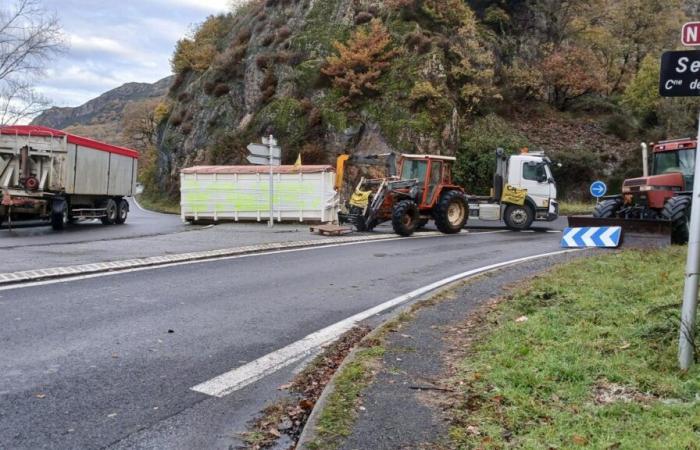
[0,125,139,229]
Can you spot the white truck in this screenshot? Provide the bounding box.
[0,125,139,230]
[467,148,559,229]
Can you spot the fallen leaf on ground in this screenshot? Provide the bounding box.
[34,393,46,399]
[572,435,588,445]
[268,427,281,438]
[515,316,528,323]
[277,383,293,390]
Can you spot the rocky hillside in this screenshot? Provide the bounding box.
[31,77,172,145]
[141,0,695,199]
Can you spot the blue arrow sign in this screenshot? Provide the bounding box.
[561,227,622,248]
[590,181,607,198]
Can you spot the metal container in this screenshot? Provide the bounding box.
[180,165,339,223]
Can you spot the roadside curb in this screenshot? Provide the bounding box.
[0,232,442,286]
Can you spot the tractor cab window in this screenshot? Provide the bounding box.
[427,161,443,204]
[523,162,548,183]
[401,160,428,182]
[654,149,695,178]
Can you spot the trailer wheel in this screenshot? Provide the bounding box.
[504,204,534,230]
[662,196,691,245]
[115,199,129,225]
[51,199,69,231]
[101,199,118,225]
[593,199,622,218]
[434,190,467,234]
[392,199,419,237]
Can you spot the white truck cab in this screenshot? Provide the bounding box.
[468,148,559,230]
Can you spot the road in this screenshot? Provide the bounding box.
[0,226,566,449]
[0,199,186,249]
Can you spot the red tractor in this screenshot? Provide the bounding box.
[336,153,468,236]
[572,138,696,244]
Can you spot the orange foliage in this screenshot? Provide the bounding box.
[539,46,605,110]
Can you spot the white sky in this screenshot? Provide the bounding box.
[35,0,232,107]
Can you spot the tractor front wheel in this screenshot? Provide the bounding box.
[434,191,468,234]
[593,199,622,218]
[504,204,534,230]
[662,196,691,245]
[392,200,419,237]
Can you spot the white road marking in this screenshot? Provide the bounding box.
[0,231,510,292]
[190,248,579,398]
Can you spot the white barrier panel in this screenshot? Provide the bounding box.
[180,165,339,223]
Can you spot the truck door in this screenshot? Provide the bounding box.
[520,160,551,209]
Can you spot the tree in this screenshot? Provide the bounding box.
[539,46,605,110]
[0,0,64,124]
[121,98,163,151]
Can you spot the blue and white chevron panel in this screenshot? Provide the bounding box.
[561,227,622,248]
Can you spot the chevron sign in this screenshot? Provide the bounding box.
[561,227,622,248]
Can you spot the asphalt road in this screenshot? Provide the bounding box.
[0,226,566,449]
[0,199,186,249]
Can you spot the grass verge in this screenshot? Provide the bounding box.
[559,200,596,216]
[448,247,700,449]
[135,194,180,215]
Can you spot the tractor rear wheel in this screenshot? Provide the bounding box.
[434,191,467,234]
[392,199,419,237]
[593,199,622,218]
[504,204,534,230]
[662,196,691,245]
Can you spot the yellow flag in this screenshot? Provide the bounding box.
[294,153,302,169]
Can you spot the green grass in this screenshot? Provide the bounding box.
[136,194,180,215]
[559,200,597,216]
[449,248,700,449]
[308,345,385,450]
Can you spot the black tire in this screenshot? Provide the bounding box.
[101,199,118,225]
[593,199,622,218]
[115,199,129,225]
[51,200,69,231]
[392,199,419,237]
[504,204,535,230]
[416,218,429,229]
[662,196,691,245]
[434,190,468,234]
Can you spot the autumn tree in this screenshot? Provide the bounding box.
[322,19,399,104]
[121,98,163,151]
[539,46,605,110]
[0,0,64,124]
[171,15,227,75]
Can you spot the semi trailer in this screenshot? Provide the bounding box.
[0,125,139,230]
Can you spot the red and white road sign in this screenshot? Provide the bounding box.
[682,22,700,46]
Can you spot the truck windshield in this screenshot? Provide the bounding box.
[653,149,695,177]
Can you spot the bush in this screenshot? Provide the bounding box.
[548,149,606,199]
[170,15,227,74]
[455,114,529,195]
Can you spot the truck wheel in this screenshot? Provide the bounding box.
[504,204,534,230]
[51,199,69,231]
[593,199,622,218]
[101,199,118,225]
[434,191,467,234]
[115,199,129,225]
[662,196,691,245]
[392,199,419,237]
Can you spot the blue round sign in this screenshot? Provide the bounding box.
[590,181,607,198]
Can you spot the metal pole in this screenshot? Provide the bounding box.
[268,134,274,228]
[679,110,700,370]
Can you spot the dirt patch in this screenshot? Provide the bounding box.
[593,381,657,405]
[241,326,371,449]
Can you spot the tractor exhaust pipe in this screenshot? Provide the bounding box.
[642,143,649,177]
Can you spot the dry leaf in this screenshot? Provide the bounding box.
[515,316,529,323]
[572,435,588,445]
[34,393,46,399]
[268,427,281,438]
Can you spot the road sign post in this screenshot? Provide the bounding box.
[590,180,607,204]
[247,136,282,228]
[660,45,700,369]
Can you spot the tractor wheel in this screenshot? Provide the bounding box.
[504,204,534,230]
[434,191,468,234]
[115,199,129,225]
[662,196,691,245]
[593,199,622,218]
[392,199,419,237]
[416,218,430,229]
[101,199,118,225]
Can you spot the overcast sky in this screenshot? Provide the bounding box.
[36,0,231,107]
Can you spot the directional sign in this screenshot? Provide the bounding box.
[561,227,622,248]
[659,50,700,97]
[247,143,281,159]
[682,22,700,46]
[247,155,280,166]
[590,180,607,198]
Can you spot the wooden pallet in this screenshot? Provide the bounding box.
[309,224,354,236]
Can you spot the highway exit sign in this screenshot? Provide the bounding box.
[682,22,700,46]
